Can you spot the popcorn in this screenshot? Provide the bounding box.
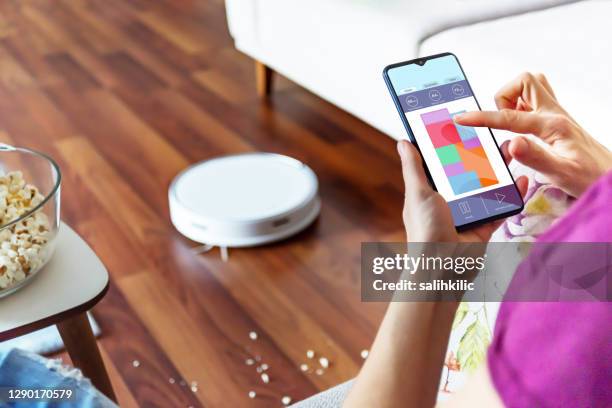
[0,171,52,290]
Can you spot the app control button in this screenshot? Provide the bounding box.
[428,89,442,101]
[494,193,505,203]
[405,95,419,108]
[451,84,465,96]
[458,201,471,215]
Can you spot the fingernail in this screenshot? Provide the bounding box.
[397,140,407,158]
[453,113,464,122]
[512,137,527,155]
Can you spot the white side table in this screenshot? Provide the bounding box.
[0,223,116,401]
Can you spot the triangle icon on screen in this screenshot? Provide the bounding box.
[495,193,505,203]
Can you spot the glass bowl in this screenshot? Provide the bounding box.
[0,144,61,298]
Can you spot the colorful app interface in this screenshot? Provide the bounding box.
[387,55,522,226]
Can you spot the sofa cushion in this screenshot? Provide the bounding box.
[290,380,352,408]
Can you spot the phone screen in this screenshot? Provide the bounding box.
[384,54,523,228]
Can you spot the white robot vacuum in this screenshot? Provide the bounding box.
[169,153,320,254]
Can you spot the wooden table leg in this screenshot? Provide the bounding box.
[57,312,117,402]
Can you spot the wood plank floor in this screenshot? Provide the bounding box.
[0,1,406,406]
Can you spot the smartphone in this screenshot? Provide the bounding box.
[383,52,523,230]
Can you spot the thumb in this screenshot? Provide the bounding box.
[509,136,566,179]
[397,140,432,196]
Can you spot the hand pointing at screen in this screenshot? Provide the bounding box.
[453,72,612,197]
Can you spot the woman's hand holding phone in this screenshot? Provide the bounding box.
[454,72,612,198]
[397,140,527,243]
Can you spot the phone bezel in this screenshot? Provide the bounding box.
[382,52,524,231]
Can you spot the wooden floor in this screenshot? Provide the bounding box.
[0,1,406,406]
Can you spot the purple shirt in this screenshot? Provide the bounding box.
[488,172,612,407]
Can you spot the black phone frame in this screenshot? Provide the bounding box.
[382,52,524,231]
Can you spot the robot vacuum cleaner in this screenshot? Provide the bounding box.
[169,153,320,250]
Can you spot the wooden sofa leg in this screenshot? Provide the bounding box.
[255,60,274,97]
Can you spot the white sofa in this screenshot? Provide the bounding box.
[226,0,612,148]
